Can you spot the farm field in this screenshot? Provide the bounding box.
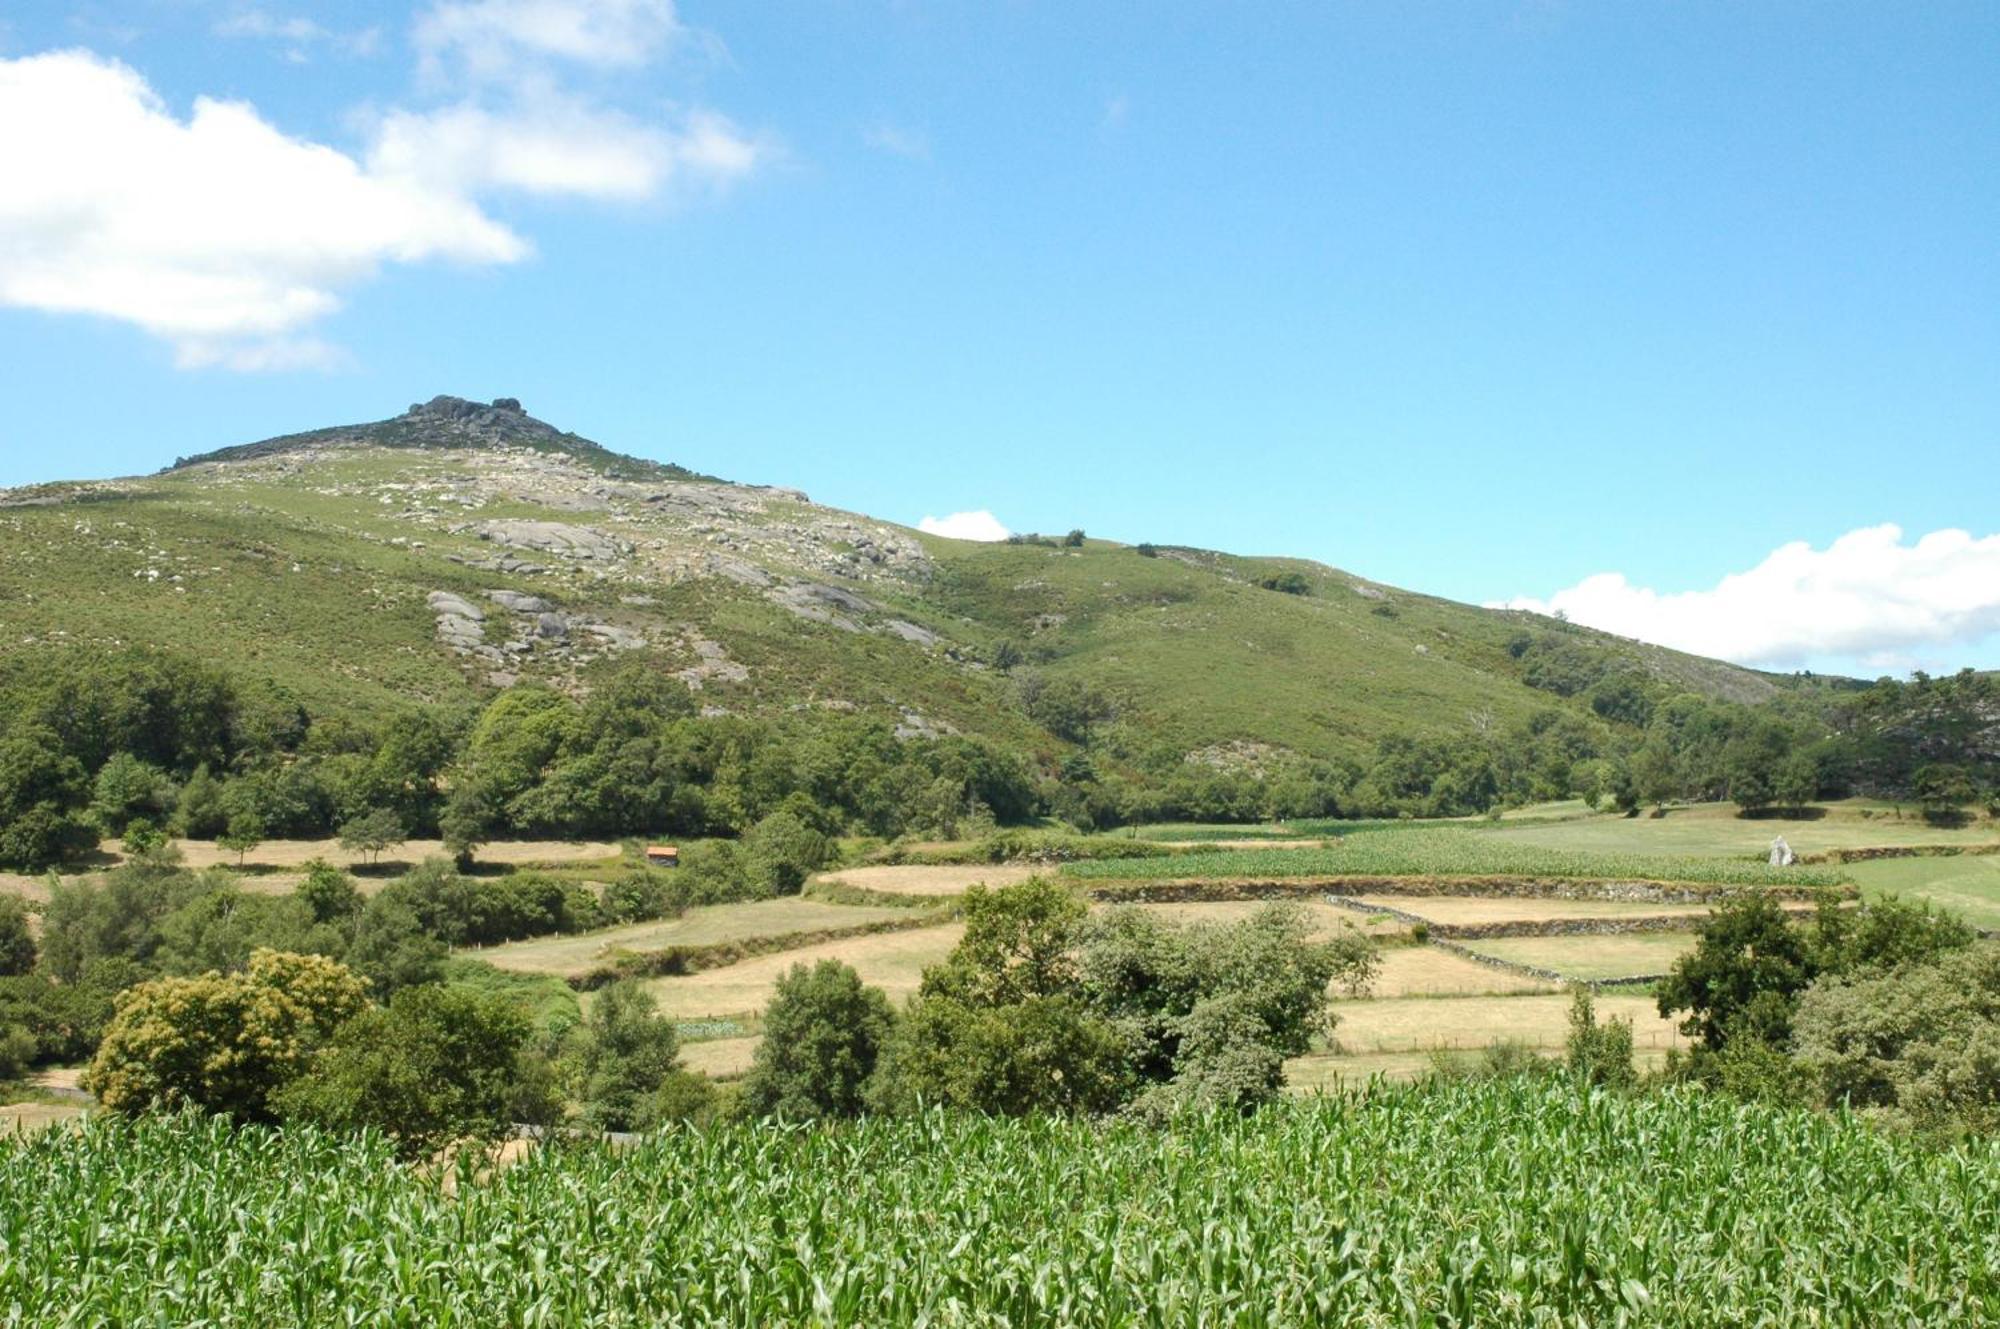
[1120,897,1401,938]
[1347,893,1717,926]
[1459,932,1700,981]
[13,1084,1994,1325]
[639,923,966,1021]
[1319,992,1682,1059]
[1481,800,2000,858]
[1848,853,2000,932]
[472,898,928,978]
[1063,827,1847,886]
[811,863,1040,897]
[678,1037,761,1079]
[1368,946,1555,997]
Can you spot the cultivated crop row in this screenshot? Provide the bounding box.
[2,1080,1994,1325]
[1064,828,1850,887]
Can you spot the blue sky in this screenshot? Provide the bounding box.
[2,2,1996,676]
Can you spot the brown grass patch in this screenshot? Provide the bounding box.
[1369,946,1557,998]
[641,923,965,1021]
[472,898,920,978]
[1330,993,1682,1057]
[812,864,1040,897]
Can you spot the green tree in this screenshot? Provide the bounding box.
[172,764,228,840]
[1657,894,1817,1051]
[344,895,448,997]
[0,729,97,870]
[1062,528,1085,547]
[91,753,174,835]
[1774,753,1819,814]
[1912,763,1976,826]
[1565,985,1635,1089]
[217,812,265,867]
[573,980,686,1132]
[0,897,36,977]
[742,960,894,1120]
[743,809,832,896]
[1793,941,2000,1136]
[84,950,369,1122]
[296,859,364,926]
[337,807,406,866]
[277,983,533,1157]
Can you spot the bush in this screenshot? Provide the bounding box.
[1564,986,1635,1089]
[85,950,370,1122]
[573,981,686,1133]
[742,960,894,1120]
[277,982,535,1156]
[0,897,35,977]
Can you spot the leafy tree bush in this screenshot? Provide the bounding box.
[1254,572,1310,596]
[91,753,175,835]
[337,808,406,866]
[743,809,832,895]
[295,860,364,926]
[1564,986,1635,1089]
[0,898,34,977]
[344,895,447,996]
[1793,941,2000,1136]
[1062,529,1086,547]
[276,982,537,1156]
[217,812,265,866]
[742,960,894,1120]
[85,950,369,1122]
[1912,763,1976,825]
[572,981,687,1132]
[1657,894,1817,1051]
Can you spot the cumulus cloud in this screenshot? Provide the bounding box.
[0,50,523,363]
[1494,524,2000,670]
[369,98,763,202]
[919,510,1011,542]
[0,0,767,370]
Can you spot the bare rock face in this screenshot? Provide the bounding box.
[487,590,552,613]
[476,520,631,562]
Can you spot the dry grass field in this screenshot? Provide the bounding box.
[472,898,926,978]
[1369,946,1556,998]
[640,923,966,1021]
[1119,898,1403,938]
[678,1037,761,1079]
[1461,933,1700,981]
[812,864,1042,897]
[1325,992,1683,1059]
[1347,894,1717,926]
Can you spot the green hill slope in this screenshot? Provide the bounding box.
[0,395,1779,768]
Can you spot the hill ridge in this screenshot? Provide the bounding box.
[166,394,715,484]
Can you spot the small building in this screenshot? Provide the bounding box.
[645,844,680,868]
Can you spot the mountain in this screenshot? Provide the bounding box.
[0,396,1782,766]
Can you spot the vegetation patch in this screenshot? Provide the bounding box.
[1062,830,1851,888]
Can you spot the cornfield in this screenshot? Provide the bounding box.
[1064,830,1849,887]
[4,1080,1995,1326]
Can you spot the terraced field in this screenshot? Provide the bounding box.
[1063,828,1847,887]
[1460,932,1701,982]
[473,897,930,978]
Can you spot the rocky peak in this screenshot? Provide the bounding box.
[165,395,714,484]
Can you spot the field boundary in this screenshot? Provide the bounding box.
[569,913,953,991]
[1419,937,1669,989]
[1315,894,1828,941]
[1081,875,1853,906]
[1802,842,2000,865]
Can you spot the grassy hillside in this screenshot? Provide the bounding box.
[0,397,1781,767]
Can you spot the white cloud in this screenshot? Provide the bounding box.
[1494,524,2000,670]
[416,0,681,80]
[862,122,930,161]
[919,510,1011,542]
[0,50,524,360]
[369,97,763,202]
[0,0,769,371]
[213,10,383,59]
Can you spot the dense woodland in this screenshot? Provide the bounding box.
[0,642,1993,872]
